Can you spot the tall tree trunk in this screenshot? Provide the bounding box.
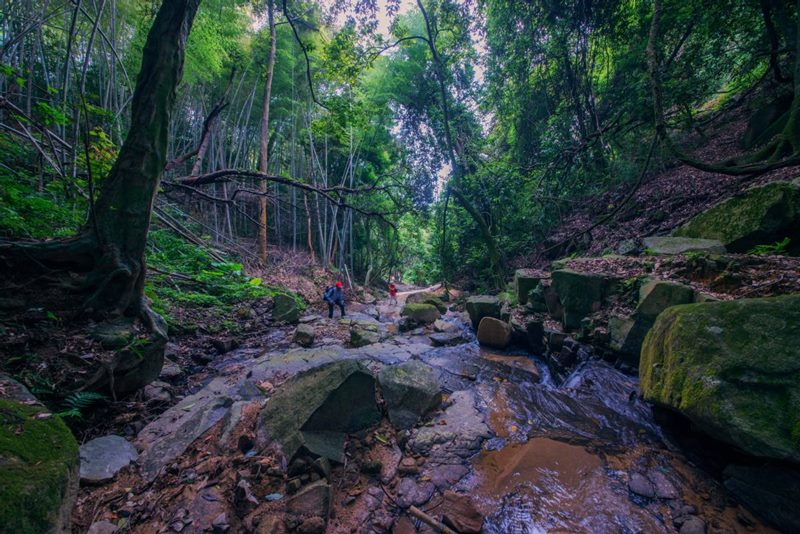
[258,0,277,264]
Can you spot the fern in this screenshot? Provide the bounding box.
[57,391,106,419]
[748,237,791,256]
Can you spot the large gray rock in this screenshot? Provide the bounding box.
[79,435,138,484]
[260,360,380,463]
[643,236,726,255]
[410,390,490,458]
[476,317,512,349]
[348,320,385,348]
[551,269,619,329]
[674,181,800,253]
[429,331,467,347]
[405,292,447,313]
[379,361,442,430]
[465,295,501,329]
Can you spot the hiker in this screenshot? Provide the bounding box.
[388,282,398,305]
[324,281,346,318]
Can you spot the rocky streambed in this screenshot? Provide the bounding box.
[60,294,782,534]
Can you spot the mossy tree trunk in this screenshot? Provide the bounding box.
[1,0,201,320]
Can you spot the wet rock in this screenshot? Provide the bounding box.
[514,269,541,305]
[477,317,512,349]
[0,377,79,533]
[433,319,458,333]
[144,380,172,403]
[551,268,619,330]
[411,390,490,458]
[723,463,800,532]
[379,360,442,430]
[674,180,800,253]
[87,520,119,534]
[398,457,420,476]
[350,321,383,348]
[396,477,435,508]
[465,295,501,329]
[79,435,138,484]
[510,316,545,352]
[628,472,656,498]
[679,516,706,534]
[637,279,695,320]
[401,303,441,326]
[294,324,315,348]
[648,469,679,499]
[406,292,447,313]
[429,331,466,347]
[640,295,800,462]
[259,360,380,462]
[426,463,469,489]
[617,239,640,256]
[643,236,726,255]
[273,292,303,323]
[441,490,483,533]
[287,480,331,521]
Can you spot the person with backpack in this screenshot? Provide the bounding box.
[324,281,346,318]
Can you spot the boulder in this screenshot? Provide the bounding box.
[465,295,501,329]
[0,375,79,534]
[79,435,139,484]
[273,292,303,323]
[476,317,512,349]
[674,181,800,253]
[349,322,382,348]
[640,295,800,462]
[723,463,800,532]
[551,269,618,329]
[514,269,541,305]
[643,236,726,255]
[286,480,331,523]
[293,324,315,348]
[509,316,545,352]
[259,360,380,463]
[378,360,442,429]
[441,491,484,533]
[433,319,458,333]
[609,280,694,365]
[405,292,447,314]
[400,303,440,325]
[429,332,466,347]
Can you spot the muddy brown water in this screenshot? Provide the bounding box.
[423,311,775,534]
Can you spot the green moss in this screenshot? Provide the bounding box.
[640,295,800,461]
[0,400,79,533]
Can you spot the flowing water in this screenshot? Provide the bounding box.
[421,311,773,534]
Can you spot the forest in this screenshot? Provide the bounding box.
[1,0,799,532]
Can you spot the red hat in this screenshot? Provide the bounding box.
[335,281,343,288]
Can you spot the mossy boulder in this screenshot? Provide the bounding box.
[674,181,800,253]
[405,292,447,314]
[640,295,800,462]
[514,270,541,305]
[551,269,619,330]
[259,360,380,463]
[349,321,383,347]
[273,291,303,323]
[0,377,79,534]
[293,324,315,347]
[465,296,501,329]
[400,303,440,325]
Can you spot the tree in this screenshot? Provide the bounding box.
[258,0,278,264]
[0,0,202,394]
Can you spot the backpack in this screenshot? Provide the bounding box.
[323,287,335,301]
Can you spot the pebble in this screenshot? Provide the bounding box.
[628,472,656,499]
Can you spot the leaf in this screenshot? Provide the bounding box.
[248,277,262,286]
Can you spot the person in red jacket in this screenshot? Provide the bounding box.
[388,282,398,305]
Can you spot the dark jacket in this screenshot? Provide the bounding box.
[324,286,344,304]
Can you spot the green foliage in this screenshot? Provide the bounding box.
[56,392,107,419]
[748,238,791,256]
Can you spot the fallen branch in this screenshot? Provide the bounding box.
[408,506,456,534]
